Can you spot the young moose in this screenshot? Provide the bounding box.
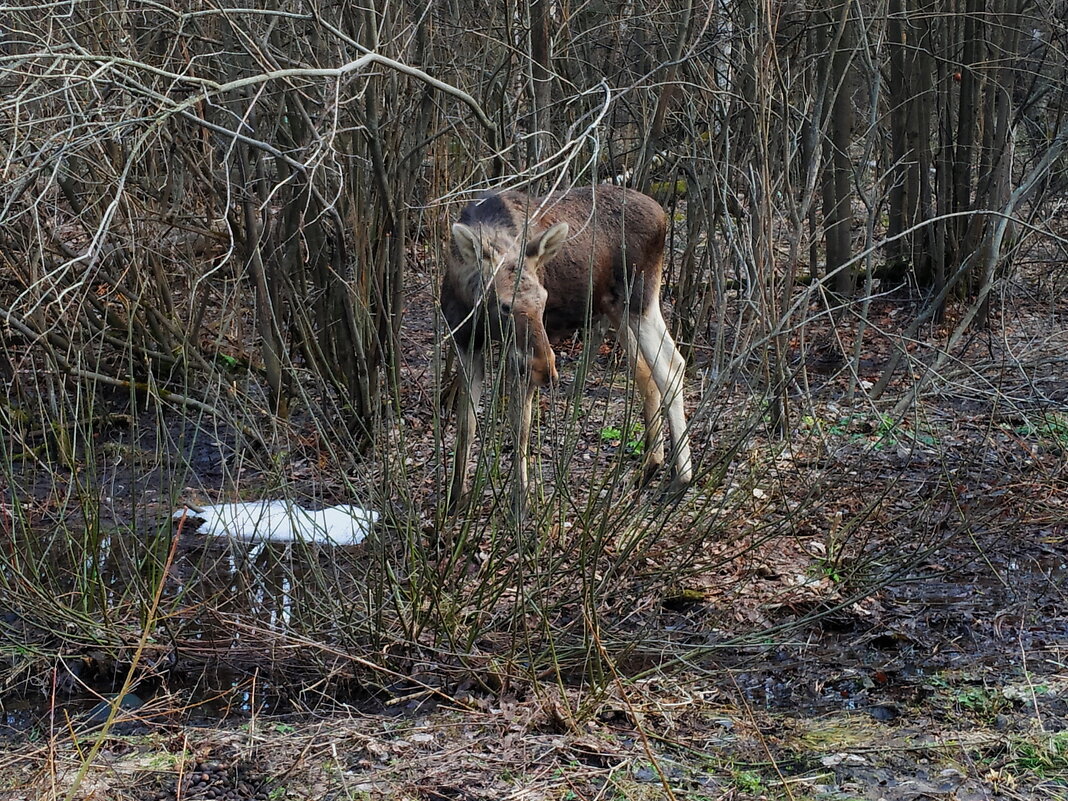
[441,184,693,508]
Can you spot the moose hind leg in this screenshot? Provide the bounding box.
[632,307,693,488]
[621,325,665,484]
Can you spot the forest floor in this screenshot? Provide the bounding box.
[1,262,1067,800]
[2,527,1066,800]
[2,540,1066,801]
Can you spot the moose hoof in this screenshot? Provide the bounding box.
[445,487,473,516]
[658,477,691,505]
[635,460,665,490]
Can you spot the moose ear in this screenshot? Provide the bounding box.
[527,222,569,264]
[451,223,480,264]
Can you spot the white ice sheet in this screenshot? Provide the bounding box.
[173,500,379,546]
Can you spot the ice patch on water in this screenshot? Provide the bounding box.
[173,500,378,546]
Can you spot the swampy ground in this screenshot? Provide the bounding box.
[2,530,1066,801]
[1,271,1066,801]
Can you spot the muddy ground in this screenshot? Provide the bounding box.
[1,263,1067,799]
[2,534,1066,801]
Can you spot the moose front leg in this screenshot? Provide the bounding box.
[509,381,537,512]
[449,346,484,511]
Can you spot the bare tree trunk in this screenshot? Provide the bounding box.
[972,0,1023,327]
[820,1,856,297]
[886,0,909,276]
[634,0,694,191]
[886,0,937,287]
[528,0,552,169]
[752,5,789,437]
[951,0,984,286]
[911,7,936,288]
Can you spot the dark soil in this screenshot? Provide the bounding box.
[2,271,1066,799]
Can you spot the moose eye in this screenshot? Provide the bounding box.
[499,303,512,315]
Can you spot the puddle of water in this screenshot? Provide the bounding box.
[1,521,381,733]
[5,509,1067,736]
[725,552,1068,716]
